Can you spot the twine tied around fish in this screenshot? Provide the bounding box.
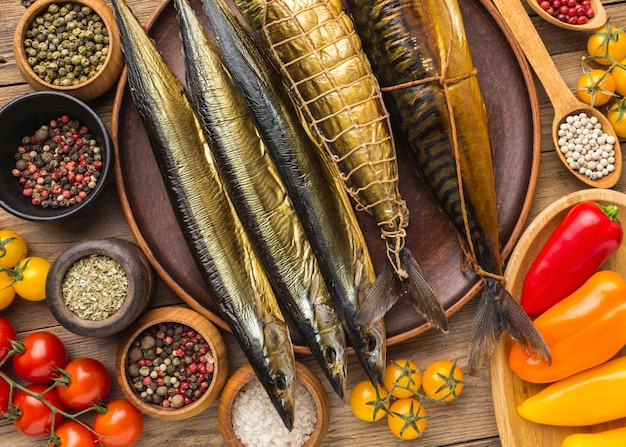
[380,16,504,284]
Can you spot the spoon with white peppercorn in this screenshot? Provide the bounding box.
[492,0,622,188]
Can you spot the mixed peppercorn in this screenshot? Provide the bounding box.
[12,114,104,208]
[126,322,215,409]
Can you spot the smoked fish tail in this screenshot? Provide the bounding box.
[200,0,387,386]
[468,278,550,375]
[174,0,346,400]
[111,0,295,429]
[231,0,448,334]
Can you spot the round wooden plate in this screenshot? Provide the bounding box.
[112,0,540,352]
[491,188,626,447]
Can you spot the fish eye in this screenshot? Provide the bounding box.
[324,347,337,364]
[272,371,287,390]
[365,334,378,353]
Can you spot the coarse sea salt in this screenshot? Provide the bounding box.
[231,378,317,447]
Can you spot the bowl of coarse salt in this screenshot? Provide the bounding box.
[217,362,330,447]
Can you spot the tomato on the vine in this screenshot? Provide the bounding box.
[13,331,67,384]
[611,58,626,96]
[57,358,111,410]
[12,384,66,437]
[576,69,616,106]
[0,271,16,311]
[387,397,428,440]
[12,256,50,302]
[50,420,98,447]
[421,360,465,402]
[0,374,10,413]
[349,379,390,422]
[607,98,626,138]
[0,317,16,364]
[383,358,422,399]
[0,230,28,270]
[93,399,144,447]
[587,24,626,65]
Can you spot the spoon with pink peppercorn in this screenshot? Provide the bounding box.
[492,0,622,188]
[526,0,606,31]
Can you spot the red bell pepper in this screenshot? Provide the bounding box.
[520,201,623,316]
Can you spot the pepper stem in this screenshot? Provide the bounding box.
[599,203,620,223]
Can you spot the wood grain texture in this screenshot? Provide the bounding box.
[1,0,625,446]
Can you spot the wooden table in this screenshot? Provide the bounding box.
[1,0,626,445]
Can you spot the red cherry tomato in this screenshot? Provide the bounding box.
[13,331,67,384]
[0,374,10,413]
[0,317,16,364]
[12,384,66,437]
[50,420,98,447]
[57,358,111,410]
[93,399,144,447]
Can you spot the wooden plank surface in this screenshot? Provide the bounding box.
[1,0,625,446]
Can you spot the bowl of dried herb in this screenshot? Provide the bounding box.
[46,237,154,337]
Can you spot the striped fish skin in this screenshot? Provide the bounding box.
[231,0,448,337]
[200,0,386,386]
[345,0,550,373]
[111,0,296,429]
[174,0,349,399]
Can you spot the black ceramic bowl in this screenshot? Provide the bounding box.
[0,91,113,221]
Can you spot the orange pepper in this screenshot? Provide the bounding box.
[561,427,626,447]
[517,356,626,426]
[509,270,626,383]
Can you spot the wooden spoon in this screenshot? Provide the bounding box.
[491,0,622,188]
[525,0,607,32]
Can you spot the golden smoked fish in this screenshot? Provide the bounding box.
[110,0,296,429]
[200,0,387,385]
[345,0,550,372]
[231,0,449,335]
[173,0,348,398]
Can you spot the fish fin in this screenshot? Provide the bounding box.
[401,248,449,333]
[467,278,551,375]
[355,260,400,325]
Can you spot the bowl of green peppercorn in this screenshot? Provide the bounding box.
[13,0,123,102]
[0,91,114,221]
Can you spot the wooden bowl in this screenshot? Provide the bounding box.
[116,306,229,420]
[491,188,626,446]
[46,237,154,337]
[13,0,123,101]
[0,91,114,222]
[525,0,607,32]
[217,362,330,447]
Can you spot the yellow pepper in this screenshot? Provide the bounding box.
[517,356,626,426]
[509,270,626,383]
[561,427,626,447]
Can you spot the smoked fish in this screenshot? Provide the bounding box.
[174,0,348,398]
[230,0,449,335]
[110,0,296,428]
[200,0,387,386]
[345,0,550,373]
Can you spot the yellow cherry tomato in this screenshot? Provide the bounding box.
[576,69,616,106]
[12,256,50,302]
[421,360,465,402]
[0,271,16,311]
[0,230,28,270]
[611,59,626,96]
[349,380,390,422]
[387,397,427,440]
[587,25,626,66]
[383,358,422,399]
[607,99,626,138]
